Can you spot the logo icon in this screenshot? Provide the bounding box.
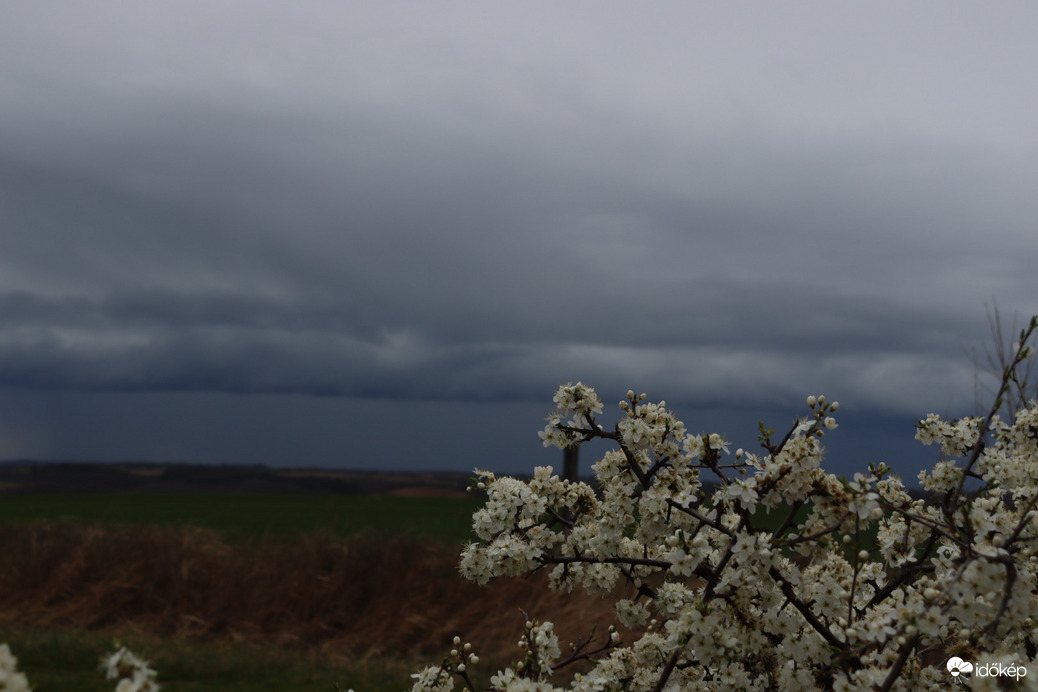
[947,657,974,677]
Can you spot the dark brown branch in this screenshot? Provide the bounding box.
[651,645,684,692]
[547,554,672,570]
[768,565,846,650]
[877,634,921,692]
[666,498,736,538]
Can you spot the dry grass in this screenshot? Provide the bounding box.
[0,521,627,663]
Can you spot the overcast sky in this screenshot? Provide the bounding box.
[1,2,1036,482]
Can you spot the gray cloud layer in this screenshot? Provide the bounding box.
[1,2,1036,474]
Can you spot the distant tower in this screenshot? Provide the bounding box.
[563,442,579,483]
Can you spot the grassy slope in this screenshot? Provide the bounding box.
[0,495,479,690]
[0,493,622,691]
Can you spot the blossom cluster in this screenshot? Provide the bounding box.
[102,646,160,692]
[414,318,1038,691]
[0,644,30,692]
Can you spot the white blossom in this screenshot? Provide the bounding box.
[102,646,159,692]
[0,644,31,692]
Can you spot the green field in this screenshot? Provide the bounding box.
[0,492,483,544]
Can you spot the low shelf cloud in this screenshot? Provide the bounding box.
[1,2,1035,479]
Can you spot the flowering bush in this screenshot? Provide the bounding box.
[413,317,1038,691]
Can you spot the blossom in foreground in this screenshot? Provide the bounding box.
[102,646,159,692]
[0,644,31,692]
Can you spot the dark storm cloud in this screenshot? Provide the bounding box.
[1,2,1037,473]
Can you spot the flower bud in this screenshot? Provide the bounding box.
[807,395,817,408]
